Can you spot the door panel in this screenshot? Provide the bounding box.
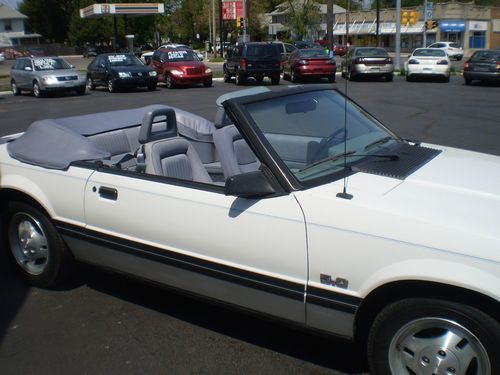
[83,172,307,321]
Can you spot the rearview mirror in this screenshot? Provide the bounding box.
[225,170,276,198]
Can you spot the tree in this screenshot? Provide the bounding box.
[285,0,322,40]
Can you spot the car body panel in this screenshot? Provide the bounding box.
[405,48,450,78]
[284,49,336,80]
[342,47,394,78]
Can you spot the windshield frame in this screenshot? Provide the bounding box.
[223,86,402,191]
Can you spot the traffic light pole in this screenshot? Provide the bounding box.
[423,0,427,47]
[395,0,401,70]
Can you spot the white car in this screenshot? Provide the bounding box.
[405,48,451,82]
[428,41,464,60]
[0,52,5,63]
[1,87,499,375]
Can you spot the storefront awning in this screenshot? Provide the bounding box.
[333,21,435,35]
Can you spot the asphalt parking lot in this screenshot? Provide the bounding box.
[0,76,499,375]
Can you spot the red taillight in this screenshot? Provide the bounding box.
[464,61,470,70]
[496,62,500,71]
[240,58,247,70]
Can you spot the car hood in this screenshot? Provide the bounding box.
[297,145,500,262]
[38,69,81,77]
[110,66,152,73]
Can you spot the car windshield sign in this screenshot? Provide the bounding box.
[243,89,397,183]
[33,58,71,71]
[167,50,199,61]
[107,54,143,66]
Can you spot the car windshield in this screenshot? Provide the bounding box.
[413,49,446,57]
[471,51,500,61]
[298,49,329,59]
[107,54,144,66]
[355,48,388,57]
[246,44,278,58]
[243,89,398,183]
[33,58,71,71]
[166,49,199,61]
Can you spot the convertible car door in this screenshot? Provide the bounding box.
[75,171,307,323]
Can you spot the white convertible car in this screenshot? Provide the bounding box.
[1,86,498,375]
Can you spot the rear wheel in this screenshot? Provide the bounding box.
[270,74,280,85]
[11,80,20,96]
[147,83,157,91]
[368,298,499,375]
[291,69,300,83]
[4,202,74,288]
[235,73,244,86]
[465,78,472,85]
[203,79,212,87]
[443,75,450,83]
[223,68,231,83]
[406,74,412,82]
[255,75,264,84]
[386,74,393,82]
[33,81,43,98]
[328,75,336,83]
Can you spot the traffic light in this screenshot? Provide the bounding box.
[236,17,243,28]
[425,20,439,30]
[409,11,418,25]
[401,11,408,25]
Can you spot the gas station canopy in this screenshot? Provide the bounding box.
[80,3,164,19]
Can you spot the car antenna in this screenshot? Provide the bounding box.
[336,44,353,200]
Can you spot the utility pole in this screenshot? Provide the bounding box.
[219,0,223,58]
[212,0,216,56]
[423,0,428,47]
[327,0,333,51]
[376,0,380,47]
[395,0,401,70]
[242,0,247,42]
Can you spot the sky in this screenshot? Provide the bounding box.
[1,0,21,10]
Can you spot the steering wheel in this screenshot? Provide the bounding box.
[309,128,348,163]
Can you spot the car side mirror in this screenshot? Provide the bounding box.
[99,63,106,68]
[24,66,32,71]
[225,170,277,198]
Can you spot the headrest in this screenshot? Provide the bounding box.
[139,108,178,144]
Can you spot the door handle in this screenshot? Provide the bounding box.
[98,186,118,201]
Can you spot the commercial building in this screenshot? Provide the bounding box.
[266,1,500,53]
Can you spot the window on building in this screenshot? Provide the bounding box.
[469,31,485,49]
[4,20,12,31]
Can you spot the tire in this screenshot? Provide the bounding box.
[223,68,231,83]
[443,75,450,83]
[4,202,74,288]
[33,81,43,98]
[291,69,300,83]
[203,80,212,87]
[235,73,244,86]
[11,80,20,96]
[367,298,500,375]
[386,74,393,82]
[255,75,264,84]
[75,85,86,95]
[465,78,472,85]
[147,83,157,91]
[165,74,174,89]
[86,76,96,90]
[270,75,280,85]
[406,74,412,82]
[107,77,116,93]
[328,75,336,83]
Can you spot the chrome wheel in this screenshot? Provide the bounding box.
[11,80,20,95]
[33,82,42,97]
[165,74,173,89]
[86,77,95,90]
[107,78,115,93]
[389,318,491,375]
[8,212,49,276]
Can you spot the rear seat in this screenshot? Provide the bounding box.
[88,126,140,170]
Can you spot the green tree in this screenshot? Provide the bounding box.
[285,0,322,40]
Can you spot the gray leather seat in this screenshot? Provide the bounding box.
[144,137,212,183]
[213,124,260,179]
[139,107,212,183]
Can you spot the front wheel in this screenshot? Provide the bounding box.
[386,74,393,82]
[223,68,231,83]
[368,298,500,375]
[203,79,212,87]
[107,77,116,93]
[270,75,280,85]
[465,78,472,85]
[33,81,43,98]
[4,202,74,288]
[235,73,244,86]
[147,83,157,91]
[86,76,96,90]
[165,74,174,89]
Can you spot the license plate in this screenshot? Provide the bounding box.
[370,67,380,71]
[423,68,432,71]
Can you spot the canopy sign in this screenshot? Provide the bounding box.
[80,3,164,18]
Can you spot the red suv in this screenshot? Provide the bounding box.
[150,48,212,88]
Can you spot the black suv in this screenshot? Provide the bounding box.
[223,42,281,85]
